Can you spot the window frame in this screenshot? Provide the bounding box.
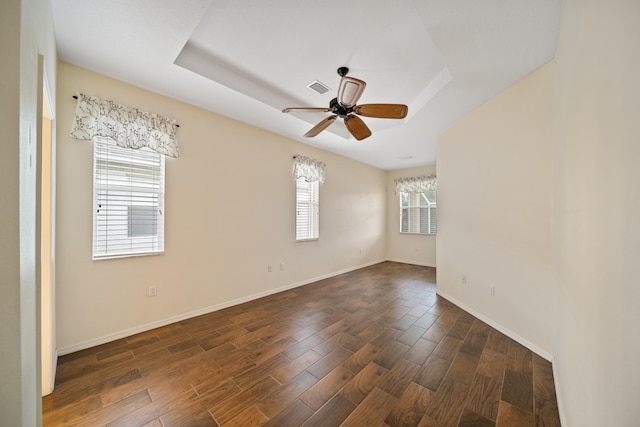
[399,190,437,235]
[295,177,319,241]
[92,136,165,260]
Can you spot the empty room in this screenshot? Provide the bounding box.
[1,0,638,426]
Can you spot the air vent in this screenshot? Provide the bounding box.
[307,80,331,95]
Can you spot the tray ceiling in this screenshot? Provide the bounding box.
[53,0,561,169]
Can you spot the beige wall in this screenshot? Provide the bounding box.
[56,62,387,352]
[437,63,554,357]
[438,0,640,425]
[551,0,640,425]
[0,0,57,424]
[386,165,437,267]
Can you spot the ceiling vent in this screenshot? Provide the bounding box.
[307,80,331,95]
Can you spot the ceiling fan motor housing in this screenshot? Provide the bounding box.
[330,97,352,117]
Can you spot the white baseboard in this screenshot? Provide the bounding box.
[57,259,386,356]
[435,290,553,361]
[552,357,567,427]
[385,258,436,268]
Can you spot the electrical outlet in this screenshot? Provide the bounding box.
[462,275,467,284]
[359,248,363,254]
[267,265,272,272]
[148,285,157,297]
[489,285,495,296]
[280,263,285,270]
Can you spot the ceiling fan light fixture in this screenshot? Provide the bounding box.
[337,76,366,108]
[307,80,331,95]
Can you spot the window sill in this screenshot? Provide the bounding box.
[93,251,164,261]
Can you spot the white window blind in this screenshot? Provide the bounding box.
[93,137,165,259]
[400,190,437,235]
[296,177,319,241]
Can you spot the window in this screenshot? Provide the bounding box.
[93,137,165,259]
[292,155,324,241]
[400,190,437,234]
[296,177,319,240]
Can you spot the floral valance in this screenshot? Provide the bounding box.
[292,155,326,183]
[394,174,437,193]
[70,93,180,158]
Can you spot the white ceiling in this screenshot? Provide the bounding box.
[52,0,561,170]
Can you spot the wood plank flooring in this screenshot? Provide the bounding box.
[43,262,561,426]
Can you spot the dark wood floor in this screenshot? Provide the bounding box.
[43,262,561,426]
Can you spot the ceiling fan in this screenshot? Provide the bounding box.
[282,67,408,141]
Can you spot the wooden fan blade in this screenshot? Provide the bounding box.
[304,115,337,138]
[337,76,366,108]
[344,114,372,141]
[353,104,408,119]
[282,107,332,113]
